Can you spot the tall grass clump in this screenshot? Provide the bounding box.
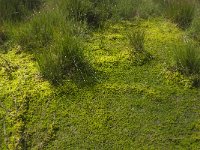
[15,9,62,50]
[174,43,200,86]
[0,0,43,22]
[36,34,90,84]
[127,29,152,65]
[57,0,159,28]
[15,8,86,51]
[115,0,160,19]
[114,0,138,19]
[161,0,195,29]
[0,27,7,45]
[188,17,200,43]
[0,24,12,53]
[57,0,116,28]
[128,30,145,52]
[15,8,94,84]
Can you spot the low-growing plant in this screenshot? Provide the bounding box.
[162,0,195,29]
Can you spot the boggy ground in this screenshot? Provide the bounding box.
[0,18,200,149]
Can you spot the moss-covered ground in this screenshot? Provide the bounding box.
[1,18,200,149]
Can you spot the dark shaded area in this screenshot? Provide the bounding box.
[0,0,43,22]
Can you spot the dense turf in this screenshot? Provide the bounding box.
[1,18,200,149]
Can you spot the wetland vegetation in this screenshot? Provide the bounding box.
[1,0,200,149]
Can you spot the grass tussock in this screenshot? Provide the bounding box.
[0,0,43,22]
[57,0,116,28]
[128,29,145,52]
[36,35,88,84]
[14,8,94,84]
[56,0,160,28]
[188,17,200,42]
[162,0,195,29]
[0,27,7,45]
[15,9,65,50]
[174,43,200,86]
[128,29,153,65]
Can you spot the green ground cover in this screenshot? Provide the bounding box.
[1,18,200,149]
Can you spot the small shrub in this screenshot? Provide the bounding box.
[163,0,195,29]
